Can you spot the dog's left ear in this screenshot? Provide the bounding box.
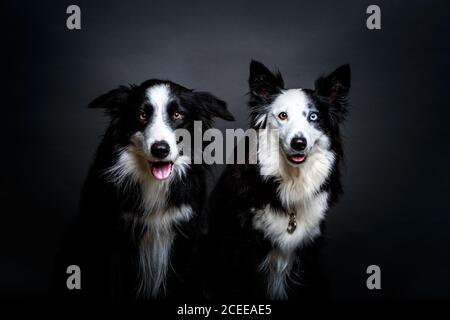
[249,60,284,101]
[194,92,235,121]
[88,85,133,116]
[315,64,351,103]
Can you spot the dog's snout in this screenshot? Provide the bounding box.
[290,136,307,151]
[151,141,170,159]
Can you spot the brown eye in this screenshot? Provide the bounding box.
[138,111,147,123]
[172,111,183,120]
[278,112,288,120]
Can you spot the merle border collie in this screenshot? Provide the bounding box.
[206,60,350,300]
[55,79,234,299]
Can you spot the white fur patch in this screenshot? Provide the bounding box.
[129,204,193,298]
[105,146,192,298]
[253,192,329,252]
[147,84,171,110]
[144,84,179,163]
[258,248,293,300]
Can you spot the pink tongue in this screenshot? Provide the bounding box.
[151,162,173,180]
[291,155,306,162]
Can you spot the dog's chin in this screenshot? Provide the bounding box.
[148,161,173,181]
[285,153,307,166]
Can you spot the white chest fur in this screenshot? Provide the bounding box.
[252,192,328,299]
[108,144,194,298]
[124,205,193,298]
[253,191,329,252]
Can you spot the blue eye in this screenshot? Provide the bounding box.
[309,112,319,121]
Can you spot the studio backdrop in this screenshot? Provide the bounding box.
[2,0,450,300]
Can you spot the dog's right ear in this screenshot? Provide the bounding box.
[249,60,284,101]
[88,86,132,113]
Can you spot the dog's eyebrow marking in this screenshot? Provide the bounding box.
[302,111,307,116]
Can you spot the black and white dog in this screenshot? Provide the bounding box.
[55,79,234,299]
[206,61,350,300]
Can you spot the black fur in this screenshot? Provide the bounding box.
[205,61,350,300]
[53,79,233,300]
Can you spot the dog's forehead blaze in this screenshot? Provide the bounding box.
[272,89,312,115]
[145,84,173,114]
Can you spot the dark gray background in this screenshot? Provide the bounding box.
[3,0,450,299]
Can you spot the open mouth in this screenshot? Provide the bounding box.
[149,161,173,180]
[288,154,307,164]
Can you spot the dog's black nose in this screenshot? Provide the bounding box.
[151,141,170,159]
[290,137,307,151]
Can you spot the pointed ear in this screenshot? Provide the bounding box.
[195,92,235,121]
[315,64,351,103]
[88,85,132,112]
[249,60,284,100]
